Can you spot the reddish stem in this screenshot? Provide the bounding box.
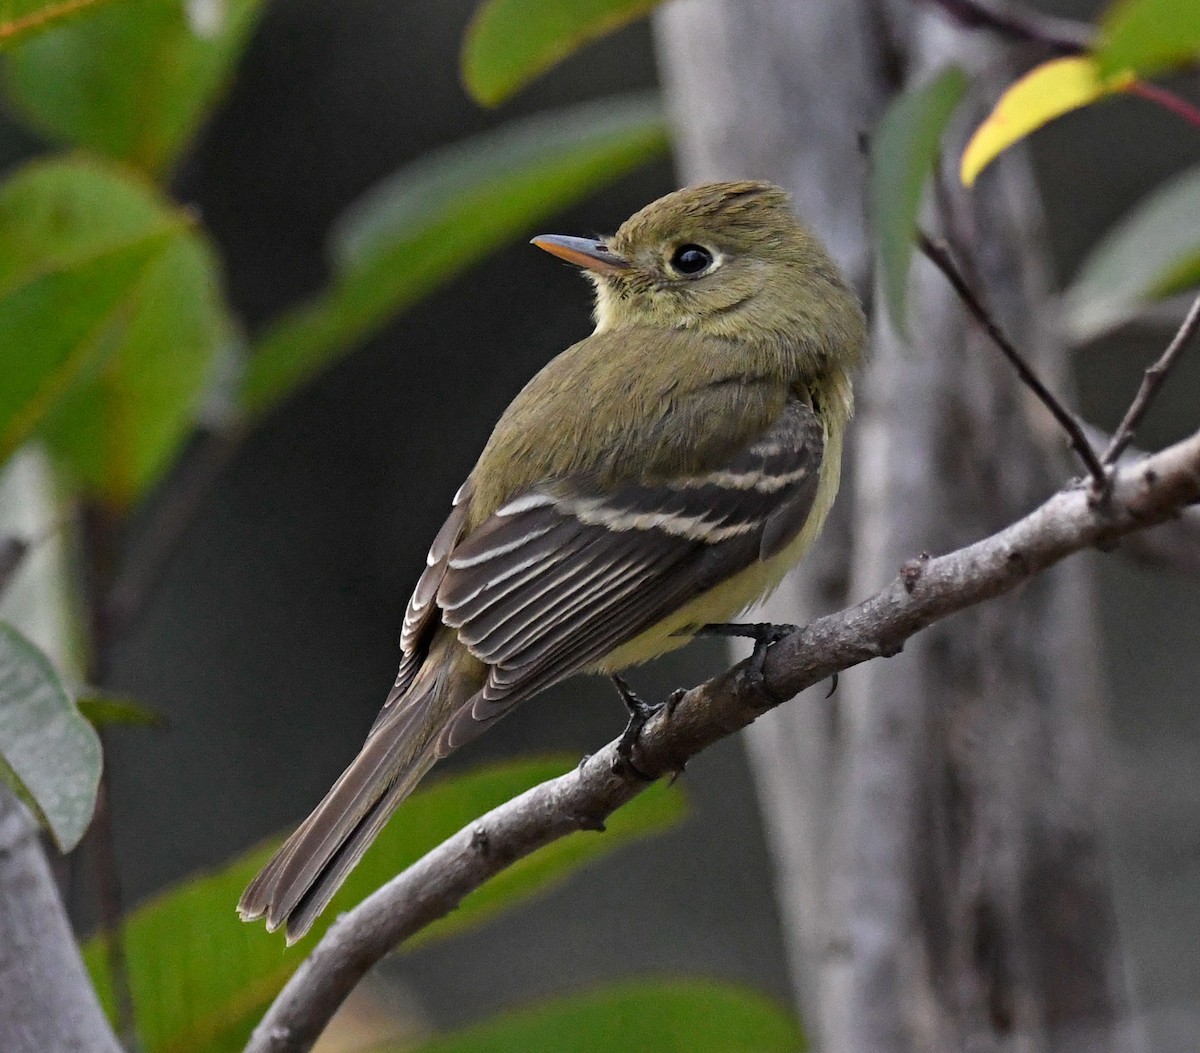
[1126,80,1200,131]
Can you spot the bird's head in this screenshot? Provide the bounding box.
[532,180,863,358]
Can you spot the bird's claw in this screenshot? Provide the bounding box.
[698,621,796,676]
[698,619,795,651]
[697,621,798,707]
[610,674,665,779]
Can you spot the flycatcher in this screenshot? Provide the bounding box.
[239,180,866,940]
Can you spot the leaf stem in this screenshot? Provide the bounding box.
[916,230,1107,488]
[1125,81,1200,132]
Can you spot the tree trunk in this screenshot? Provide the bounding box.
[0,452,122,1053]
[0,786,122,1053]
[654,3,1136,1050]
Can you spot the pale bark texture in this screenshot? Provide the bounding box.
[0,787,123,1053]
[654,3,1135,1051]
[0,453,121,1053]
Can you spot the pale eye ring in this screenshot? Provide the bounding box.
[669,244,715,276]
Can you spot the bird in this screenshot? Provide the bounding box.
[238,179,866,941]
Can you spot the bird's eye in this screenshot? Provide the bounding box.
[669,244,714,276]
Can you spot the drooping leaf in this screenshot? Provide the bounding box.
[462,0,663,106]
[960,57,1133,187]
[1062,164,1200,341]
[83,756,685,1053]
[0,158,230,503]
[2,0,265,175]
[0,0,117,48]
[0,620,101,851]
[870,66,967,337]
[388,980,804,1053]
[76,690,167,729]
[243,94,666,416]
[1096,0,1200,80]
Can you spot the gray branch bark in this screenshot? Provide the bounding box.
[655,2,1136,1050]
[0,451,119,1053]
[243,427,1200,1053]
[0,786,123,1053]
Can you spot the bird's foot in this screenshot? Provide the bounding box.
[698,621,798,708]
[610,674,665,779]
[696,621,796,675]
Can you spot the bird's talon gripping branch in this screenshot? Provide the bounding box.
[699,621,796,682]
[610,674,664,780]
[696,622,798,708]
[825,670,839,698]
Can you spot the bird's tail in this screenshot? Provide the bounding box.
[238,640,482,943]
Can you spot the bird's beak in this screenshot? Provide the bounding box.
[530,234,629,274]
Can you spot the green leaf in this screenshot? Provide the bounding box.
[0,620,101,851]
[0,0,119,49]
[1096,0,1200,80]
[83,756,685,1053]
[462,0,663,106]
[1062,164,1200,341]
[76,690,167,729]
[871,66,968,337]
[2,0,265,175]
[393,980,804,1053]
[0,158,230,503]
[243,94,666,416]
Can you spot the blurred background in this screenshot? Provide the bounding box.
[1,0,1197,1049]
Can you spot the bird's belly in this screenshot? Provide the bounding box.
[593,425,843,674]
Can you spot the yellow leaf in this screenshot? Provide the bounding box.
[960,56,1134,186]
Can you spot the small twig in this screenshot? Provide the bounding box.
[81,503,139,1048]
[104,426,242,639]
[921,0,1093,54]
[0,537,30,603]
[1083,421,1200,574]
[0,513,79,605]
[1103,293,1200,466]
[916,230,1108,488]
[931,153,984,295]
[86,774,139,1052]
[1125,81,1200,133]
[243,426,1200,1053]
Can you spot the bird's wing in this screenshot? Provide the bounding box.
[384,487,472,706]
[432,394,826,750]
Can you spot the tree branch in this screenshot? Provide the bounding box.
[0,536,30,603]
[1104,292,1200,466]
[103,425,242,639]
[920,0,1093,54]
[0,787,123,1053]
[917,231,1109,487]
[244,425,1200,1053]
[1082,422,1200,575]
